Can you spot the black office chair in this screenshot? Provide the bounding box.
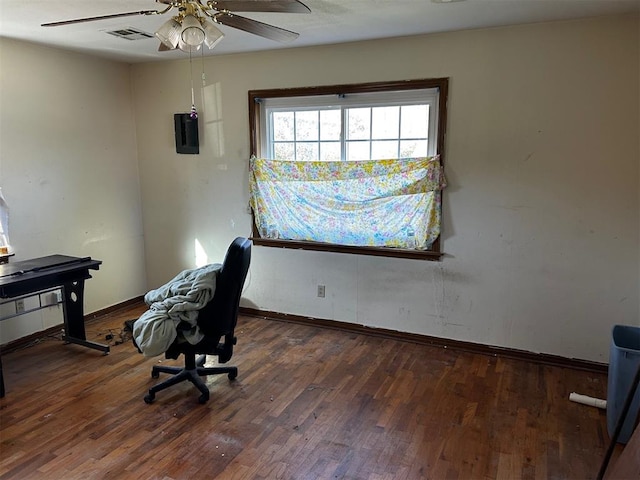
[142,237,252,404]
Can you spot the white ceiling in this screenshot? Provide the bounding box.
[0,0,638,63]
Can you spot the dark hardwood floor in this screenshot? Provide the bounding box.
[0,304,617,479]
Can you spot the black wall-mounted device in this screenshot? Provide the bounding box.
[174,113,199,154]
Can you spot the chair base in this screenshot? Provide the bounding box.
[144,355,238,404]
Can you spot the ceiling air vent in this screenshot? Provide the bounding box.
[105,28,154,40]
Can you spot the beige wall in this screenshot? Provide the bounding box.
[0,15,637,362]
[132,14,639,363]
[0,38,147,343]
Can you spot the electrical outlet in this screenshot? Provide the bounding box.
[15,299,25,313]
[317,285,325,298]
[47,291,62,305]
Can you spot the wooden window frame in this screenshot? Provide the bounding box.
[248,78,448,261]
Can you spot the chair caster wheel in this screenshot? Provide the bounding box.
[144,393,155,404]
[151,370,159,379]
[198,393,209,404]
[228,370,237,381]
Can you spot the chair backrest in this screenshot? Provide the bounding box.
[197,237,252,339]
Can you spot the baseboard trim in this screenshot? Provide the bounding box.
[84,296,145,322]
[1,296,145,354]
[2,300,608,374]
[240,307,608,374]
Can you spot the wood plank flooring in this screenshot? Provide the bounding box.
[0,304,616,479]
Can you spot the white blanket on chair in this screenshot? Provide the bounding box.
[133,263,222,357]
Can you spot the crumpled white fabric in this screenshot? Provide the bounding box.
[133,263,222,357]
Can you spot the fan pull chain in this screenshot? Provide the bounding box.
[201,47,206,87]
[189,49,197,119]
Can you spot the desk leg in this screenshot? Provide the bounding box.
[62,280,109,354]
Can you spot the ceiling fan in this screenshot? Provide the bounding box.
[41,0,311,52]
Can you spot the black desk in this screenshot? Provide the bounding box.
[0,255,108,397]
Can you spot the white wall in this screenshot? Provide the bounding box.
[132,15,639,363]
[0,38,147,343]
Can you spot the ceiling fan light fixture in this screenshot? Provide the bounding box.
[181,14,206,46]
[203,21,225,49]
[155,18,181,49]
[42,0,309,56]
[178,38,202,53]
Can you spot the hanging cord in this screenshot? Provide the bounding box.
[201,45,206,88]
[189,48,197,119]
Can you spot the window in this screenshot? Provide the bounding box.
[249,78,448,260]
[264,89,439,161]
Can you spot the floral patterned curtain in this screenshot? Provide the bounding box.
[249,156,446,249]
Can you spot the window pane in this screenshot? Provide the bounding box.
[274,142,294,160]
[296,142,319,161]
[371,140,398,160]
[400,140,428,158]
[320,109,341,141]
[295,111,319,141]
[273,112,294,141]
[401,105,429,139]
[320,142,341,161]
[372,106,399,139]
[347,108,370,140]
[346,140,370,161]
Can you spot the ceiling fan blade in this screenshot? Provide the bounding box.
[41,10,159,27]
[207,0,310,13]
[214,13,299,42]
